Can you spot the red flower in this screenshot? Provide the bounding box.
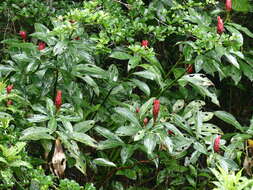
[6,100,13,106]
[214,135,221,153]
[144,118,149,126]
[153,99,160,122]
[141,40,148,48]
[226,0,232,12]
[55,90,62,110]
[19,31,27,40]
[186,64,194,74]
[136,107,140,113]
[38,42,46,51]
[217,16,224,35]
[6,85,13,94]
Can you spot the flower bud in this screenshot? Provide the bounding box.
[214,135,221,153]
[6,85,13,94]
[143,118,148,126]
[153,99,160,122]
[38,42,46,51]
[226,0,232,12]
[168,130,174,135]
[7,100,13,106]
[19,31,27,40]
[141,40,148,48]
[136,107,140,113]
[55,90,62,110]
[186,64,194,74]
[217,16,224,35]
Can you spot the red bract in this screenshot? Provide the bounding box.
[136,107,140,113]
[6,85,13,94]
[226,0,232,12]
[55,90,62,110]
[38,42,46,51]
[141,40,148,48]
[217,16,224,35]
[186,64,194,74]
[214,135,221,153]
[7,100,13,106]
[153,99,160,122]
[19,31,27,40]
[143,118,148,126]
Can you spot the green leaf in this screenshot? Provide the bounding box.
[109,51,131,60]
[172,99,185,113]
[9,160,32,168]
[20,127,54,141]
[27,114,49,123]
[232,0,250,12]
[78,75,99,96]
[115,126,140,136]
[34,23,49,33]
[94,126,123,142]
[228,23,253,38]
[116,169,137,180]
[133,70,156,80]
[120,145,135,164]
[53,41,67,55]
[93,158,116,167]
[144,133,157,154]
[0,157,8,164]
[97,139,123,150]
[71,132,98,148]
[48,117,57,132]
[46,98,55,116]
[128,55,141,71]
[115,107,140,126]
[139,97,155,119]
[74,120,95,132]
[214,111,243,132]
[131,79,150,96]
[225,53,240,69]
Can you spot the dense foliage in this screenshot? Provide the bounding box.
[1,0,253,189]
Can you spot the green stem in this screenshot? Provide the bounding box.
[164,55,182,79]
[158,70,187,98]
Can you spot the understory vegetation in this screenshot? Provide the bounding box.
[1,0,253,189]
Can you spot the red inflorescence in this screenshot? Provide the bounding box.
[19,31,27,40]
[6,85,13,94]
[214,135,221,153]
[38,42,46,51]
[153,99,160,122]
[55,90,62,110]
[226,0,232,12]
[141,40,149,48]
[217,16,224,35]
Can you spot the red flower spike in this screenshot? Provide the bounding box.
[136,107,140,113]
[55,90,62,110]
[226,0,232,12]
[214,135,221,153]
[217,16,224,35]
[19,31,27,40]
[141,40,148,48]
[143,118,149,126]
[153,99,160,123]
[7,100,13,106]
[38,42,46,51]
[6,85,13,94]
[186,64,194,74]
